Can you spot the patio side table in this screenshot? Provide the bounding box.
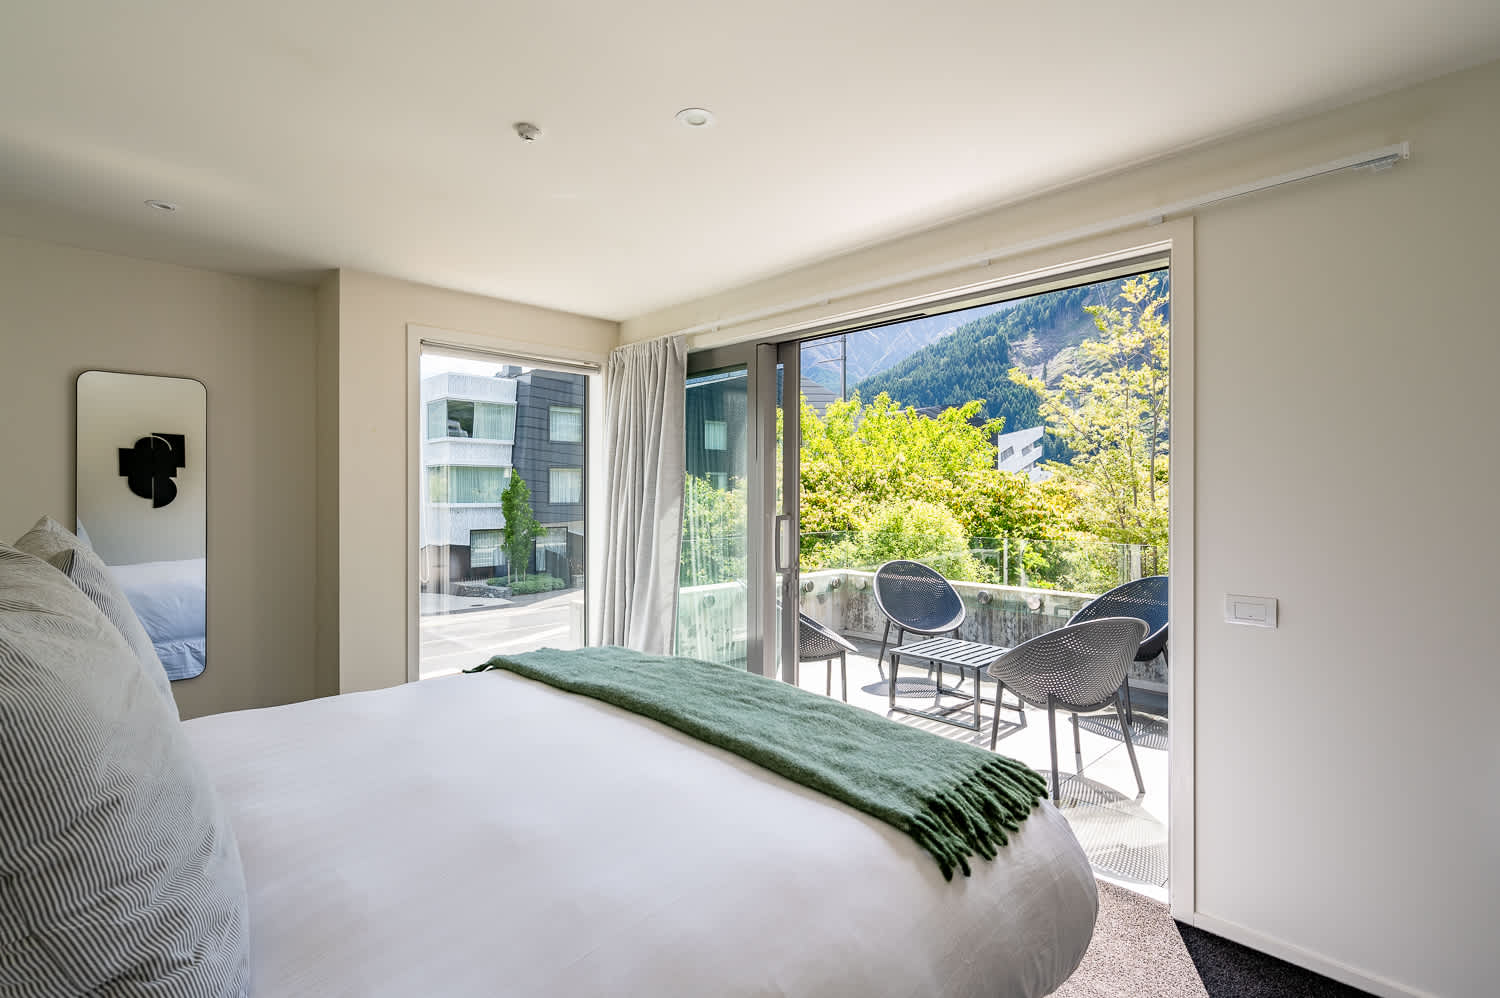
[888,637,1027,732]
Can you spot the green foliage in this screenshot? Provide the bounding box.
[1011,274,1170,558]
[967,532,1157,595]
[507,573,568,595]
[857,309,1044,432]
[680,474,747,587]
[797,390,1069,548]
[798,392,1000,532]
[852,272,1170,468]
[499,473,544,581]
[821,501,993,582]
[914,469,1070,543]
[681,274,1172,597]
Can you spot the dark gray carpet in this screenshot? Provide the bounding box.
[1053,880,1372,997]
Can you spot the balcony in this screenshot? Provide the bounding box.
[677,554,1169,896]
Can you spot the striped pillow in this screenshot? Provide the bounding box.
[14,516,176,715]
[0,545,250,997]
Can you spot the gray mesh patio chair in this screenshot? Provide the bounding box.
[986,617,1149,804]
[872,560,965,681]
[1068,575,1168,723]
[798,612,857,702]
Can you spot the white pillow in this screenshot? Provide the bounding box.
[14,515,176,713]
[0,544,250,996]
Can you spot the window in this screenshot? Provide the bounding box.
[427,399,516,440]
[549,467,582,504]
[549,405,583,443]
[419,344,593,679]
[469,529,502,568]
[475,403,517,440]
[704,420,728,451]
[999,446,1015,461]
[1021,443,1033,456]
[537,526,568,556]
[427,465,511,504]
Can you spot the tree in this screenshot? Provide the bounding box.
[798,391,1069,538]
[1011,274,1170,558]
[680,474,747,587]
[795,391,1073,577]
[798,392,1002,534]
[822,500,992,582]
[499,473,544,581]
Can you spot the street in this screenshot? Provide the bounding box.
[418,589,582,678]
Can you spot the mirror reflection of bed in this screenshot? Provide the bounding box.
[105,555,207,680]
[76,370,206,681]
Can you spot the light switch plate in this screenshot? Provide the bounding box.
[1225,594,1277,628]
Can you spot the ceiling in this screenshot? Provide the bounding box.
[3,2,1498,322]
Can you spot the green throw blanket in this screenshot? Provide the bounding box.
[467,646,1046,880]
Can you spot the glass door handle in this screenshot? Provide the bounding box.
[774,514,793,572]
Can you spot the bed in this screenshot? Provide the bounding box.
[109,557,207,680]
[182,670,1097,997]
[3,525,1098,998]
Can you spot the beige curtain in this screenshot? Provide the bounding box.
[593,336,687,653]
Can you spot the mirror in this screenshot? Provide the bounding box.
[77,371,207,681]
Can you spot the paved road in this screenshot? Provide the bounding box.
[419,590,583,678]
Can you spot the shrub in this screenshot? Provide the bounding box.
[507,573,568,595]
[827,500,993,582]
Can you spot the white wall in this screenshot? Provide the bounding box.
[0,236,319,720]
[622,59,1500,998]
[324,269,617,694]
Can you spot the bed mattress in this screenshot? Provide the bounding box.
[183,670,1097,997]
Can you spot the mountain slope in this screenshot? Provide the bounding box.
[800,303,1011,395]
[854,269,1170,434]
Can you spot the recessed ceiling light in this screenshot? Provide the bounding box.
[144,200,178,212]
[675,107,715,128]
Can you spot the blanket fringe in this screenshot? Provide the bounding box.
[907,757,1048,881]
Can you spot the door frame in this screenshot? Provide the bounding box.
[680,219,1196,918]
[683,344,795,678]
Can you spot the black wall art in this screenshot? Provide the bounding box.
[118,433,186,508]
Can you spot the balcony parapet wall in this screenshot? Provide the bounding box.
[673,571,1167,689]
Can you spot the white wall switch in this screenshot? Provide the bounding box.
[1225,594,1277,628]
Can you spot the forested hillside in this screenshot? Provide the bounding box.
[799,303,1009,395]
[854,269,1170,436]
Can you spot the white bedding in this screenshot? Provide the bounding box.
[110,558,206,680]
[184,671,1097,997]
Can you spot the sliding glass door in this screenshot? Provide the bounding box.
[678,344,800,679]
[416,344,591,679]
[678,364,749,667]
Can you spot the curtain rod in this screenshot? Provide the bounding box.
[675,141,1409,340]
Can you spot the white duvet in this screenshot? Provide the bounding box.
[184,671,1097,997]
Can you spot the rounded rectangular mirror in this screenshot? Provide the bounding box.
[77,371,207,681]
